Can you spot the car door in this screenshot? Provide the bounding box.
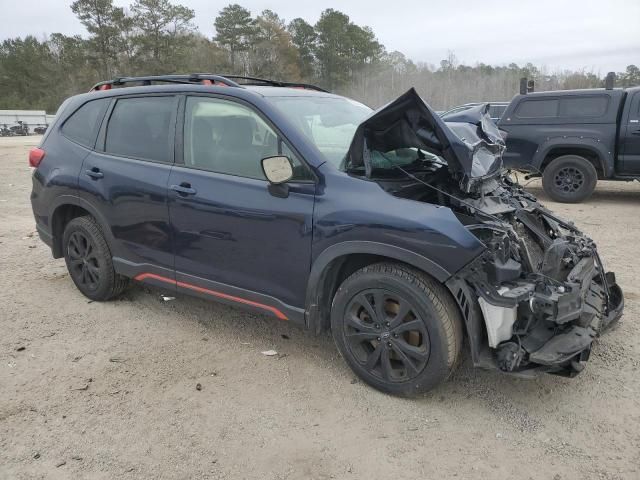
[79,94,178,282]
[621,91,640,173]
[168,95,315,322]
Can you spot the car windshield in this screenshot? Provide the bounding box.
[267,96,372,167]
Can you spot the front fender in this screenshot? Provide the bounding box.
[305,165,487,332]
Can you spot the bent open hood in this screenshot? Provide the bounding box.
[344,88,505,191]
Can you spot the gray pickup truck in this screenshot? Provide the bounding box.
[498,79,640,202]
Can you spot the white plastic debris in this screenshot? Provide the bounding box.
[261,350,278,356]
[160,295,175,302]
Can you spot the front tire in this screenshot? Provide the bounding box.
[331,263,463,396]
[62,216,128,301]
[542,155,597,203]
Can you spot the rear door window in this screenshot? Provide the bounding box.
[104,96,176,163]
[515,99,559,118]
[61,98,110,148]
[559,96,609,117]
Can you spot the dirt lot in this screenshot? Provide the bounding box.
[1,135,639,480]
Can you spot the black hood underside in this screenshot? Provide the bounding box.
[345,88,505,190]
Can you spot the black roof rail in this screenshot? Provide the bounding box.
[217,75,329,93]
[89,73,328,93]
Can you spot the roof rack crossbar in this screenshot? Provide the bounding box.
[90,74,329,93]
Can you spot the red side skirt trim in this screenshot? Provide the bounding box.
[133,273,288,320]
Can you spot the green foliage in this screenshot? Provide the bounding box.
[130,0,197,74]
[313,9,384,90]
[287,18,316,80]
[213,4,256,70]
[619,65,640,87]
[71,0,125,77]
[249,10,300,80]
[0,36,57,111]
[0,2,637,113]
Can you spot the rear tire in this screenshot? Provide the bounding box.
[331,263,463,396]
[542,155,597,203]
[62,216,128,301]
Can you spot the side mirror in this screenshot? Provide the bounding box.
[261,155,293,185]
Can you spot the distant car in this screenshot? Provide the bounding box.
[34,126,47,135]
[441,102,509,124]
[29,74,623,396]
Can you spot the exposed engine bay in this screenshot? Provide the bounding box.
[345,88,624,377]
[381,171,624,376]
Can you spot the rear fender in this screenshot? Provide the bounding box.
[49,195,115,258]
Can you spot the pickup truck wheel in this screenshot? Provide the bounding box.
[62,216,129,301]
[542,155,597,203]
[331,263,463,396]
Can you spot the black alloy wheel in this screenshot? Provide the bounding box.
[343,289,430,382]
[67,230,101,291]
[542,155,597,203]
[331,263,463,396]
[62,216,129,301]
[553,166,584,194]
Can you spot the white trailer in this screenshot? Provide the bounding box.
[0,110,53,128]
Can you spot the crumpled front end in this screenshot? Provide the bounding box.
[451,181,624,376]
[347,88,623,377]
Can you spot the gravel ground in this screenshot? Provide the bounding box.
[1,135,639,479]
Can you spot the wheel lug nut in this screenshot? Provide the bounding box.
[387,342,392,347]
[393,333,398,338]
[377,337,381,341]
[386,322,390,327]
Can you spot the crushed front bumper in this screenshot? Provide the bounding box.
[457,253,624,377]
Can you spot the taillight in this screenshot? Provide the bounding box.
[29,147,46,168]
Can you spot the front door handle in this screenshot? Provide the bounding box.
[85,168,103,179]
[632,129,640,136]
[170,183,197,196]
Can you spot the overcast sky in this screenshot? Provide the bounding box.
[3,0,639,72]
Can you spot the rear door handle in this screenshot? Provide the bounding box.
[170,183,197,196]
[85,168,103,179]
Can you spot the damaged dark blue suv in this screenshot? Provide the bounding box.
[30,74,624,395]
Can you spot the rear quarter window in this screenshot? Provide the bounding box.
[61,98,110,147]
[558,96,609,117]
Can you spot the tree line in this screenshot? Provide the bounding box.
[1,0,638,114]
